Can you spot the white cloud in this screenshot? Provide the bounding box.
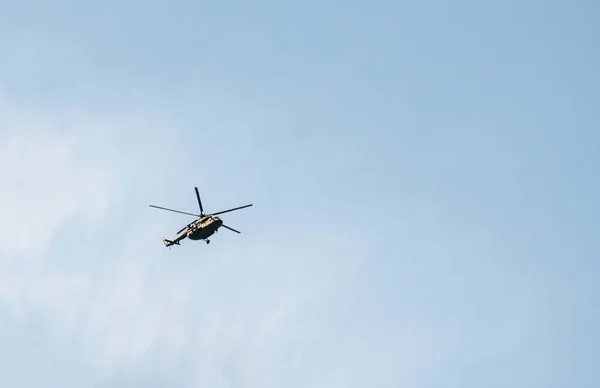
[0,98,180,365]
[0,131,113,257]
[3,95,433,386]
[0,92,547,388]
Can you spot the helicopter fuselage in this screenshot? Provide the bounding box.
[163,215,223,247]
[187,215,223,240]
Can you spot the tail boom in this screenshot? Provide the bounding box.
[163,234,186,247]
[163,238,179,247]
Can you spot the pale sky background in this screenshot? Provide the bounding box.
[1,0,599,387]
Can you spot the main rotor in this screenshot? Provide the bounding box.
[149,186,252,233]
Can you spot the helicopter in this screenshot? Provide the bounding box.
[149,186,252,247]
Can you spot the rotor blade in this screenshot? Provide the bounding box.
[210,204,253,216]
[221,224,240,233]
[194,187,204,214]
[149,205,200,217]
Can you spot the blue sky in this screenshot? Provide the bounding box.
[1,0,598,386]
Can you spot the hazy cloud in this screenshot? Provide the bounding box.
[1,96,419,387]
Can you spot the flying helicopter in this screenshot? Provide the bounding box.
[149,186,252,247]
